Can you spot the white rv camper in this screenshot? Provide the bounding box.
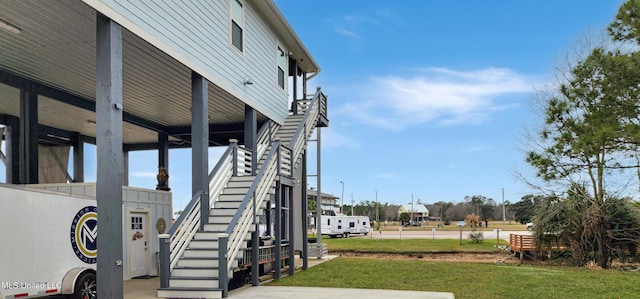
[321,215,371,238]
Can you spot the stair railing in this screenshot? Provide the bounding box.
[218,140,286,290]
[289,88,325,162]
[160,139,253,288]
[256,120,280,160]
[159,190,201,288]
[217,89,325,294]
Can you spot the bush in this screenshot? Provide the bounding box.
[468,229,484,243]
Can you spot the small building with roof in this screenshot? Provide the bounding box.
[398,204,430,222]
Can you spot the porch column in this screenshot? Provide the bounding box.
[19,84,38,184]
[123,150,129,186]
[158,132,169,170]
[301,149,308,269]
[244,105,257,174]
[288,186,295,276]
[158,132,169,190]
[4,119,20,183]
[72,132,84,182]
[95,13,124,298]
[290,58,299,115]
[315,127,322,246]
[245,104,260,285]
[274,181,282,280]
[191,71,209,228]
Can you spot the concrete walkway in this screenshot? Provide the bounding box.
[124,255,455,299]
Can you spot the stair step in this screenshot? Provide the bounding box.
[177,257,219,268]
[188,239,219,249]
[175,257,238,270]
[218,194,245,201]
[157,287,222,299]
[277,127,298,133]
[183,248,218,258]
[210,208,237,216]
[229,176,256,182]
[226,181,252,188]
[194,231,226,240]
[172,267,219,277]
[221,187,250,195]
[203,223,227,232]
[207,215,233,223]
[214,201,242,209]
[169,276,219,288]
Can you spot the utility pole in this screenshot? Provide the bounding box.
[351,193,354,216]
[440,202,443,227]
[411,193,414,230]
[340,181,344,215]
[502,187,506,225]
[375,190,379,226]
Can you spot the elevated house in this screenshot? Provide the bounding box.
[307,188,340,214]
[306,189,340,228]
[398,205,430,222]
[0,1,327,298]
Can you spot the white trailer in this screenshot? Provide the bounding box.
[321,215,371,238]
[0,183,171,299]
[0,185,98,298]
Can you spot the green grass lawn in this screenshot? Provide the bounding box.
[270,257,640,298]
[322,238,508,253]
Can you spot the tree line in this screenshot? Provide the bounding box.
[336,195,514,226]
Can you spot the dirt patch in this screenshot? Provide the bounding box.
[333,251,523,264]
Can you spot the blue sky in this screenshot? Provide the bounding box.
[271,0,626,207]
[0,1,627,211]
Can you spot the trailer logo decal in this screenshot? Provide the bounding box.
[70,206,97,264]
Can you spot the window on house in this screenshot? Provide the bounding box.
[231,0,244,52]
[277,47,286,89]
[131,216,142,230]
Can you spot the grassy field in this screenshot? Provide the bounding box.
[270,257,640,298]
[321,238,508,253]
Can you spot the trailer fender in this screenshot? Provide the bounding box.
[60,267,94,294]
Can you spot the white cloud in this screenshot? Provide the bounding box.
[463,145,492,153]
[335,28,359,39]
[332,11,400,41]
[336,67,537,130]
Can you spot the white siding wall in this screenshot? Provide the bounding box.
[86,0,290,123]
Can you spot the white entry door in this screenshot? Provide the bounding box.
[129,212,149,278]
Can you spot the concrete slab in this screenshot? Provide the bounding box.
[231,286,454,299]
[123,255,454,299]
